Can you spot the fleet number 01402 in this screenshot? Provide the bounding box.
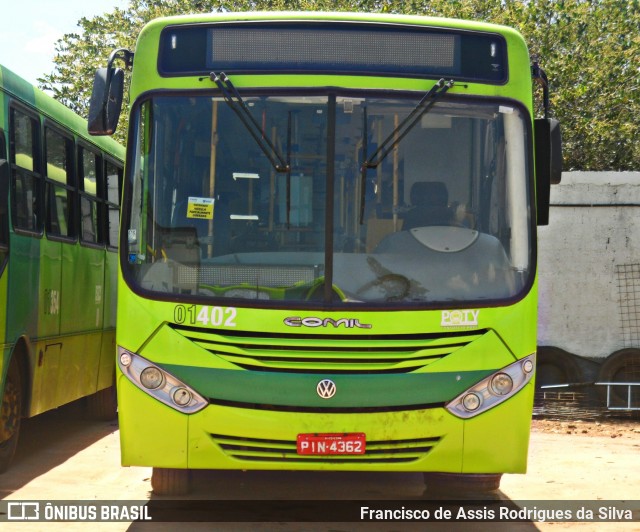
[174,305,237,327]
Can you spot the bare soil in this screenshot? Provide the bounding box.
[1,406,639,530]
[531,417,640,439]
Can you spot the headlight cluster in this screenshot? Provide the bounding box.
[118,347,208,414]
[446,354,535,419]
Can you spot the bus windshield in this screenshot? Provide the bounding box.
[125,90,531,307]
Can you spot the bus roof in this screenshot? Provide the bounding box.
[142,10,524,35]
[128,11,531,104]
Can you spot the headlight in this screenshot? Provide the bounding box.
[117,347,207,414]
[461,392,482,412]
[140,367,164,389]
[446,354,535,419]
[490,373,513,395]
[172,387,192,407]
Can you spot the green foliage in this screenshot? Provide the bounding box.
[38,0,640,170]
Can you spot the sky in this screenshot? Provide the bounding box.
[0,0,130,86]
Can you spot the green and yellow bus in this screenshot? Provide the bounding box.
[0,65,125,471]
[89,12,561,495]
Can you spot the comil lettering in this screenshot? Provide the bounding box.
[284,316,372,329]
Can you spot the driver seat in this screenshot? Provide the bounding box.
[402,181,452,230]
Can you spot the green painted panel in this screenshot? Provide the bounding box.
[37,238,61,338]
[29,342,60,416]
[55,332,103,407]
[60,245,105,334]
[6,234,40,341]
[163,364,492,408]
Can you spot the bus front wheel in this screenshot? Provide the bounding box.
[85,384,118,421]
[151,467,190,496]
[0,357,22,474]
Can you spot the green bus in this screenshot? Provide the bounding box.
[0,65,125,472]
[89,12,561,495]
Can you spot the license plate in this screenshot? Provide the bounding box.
[296,433,366,455]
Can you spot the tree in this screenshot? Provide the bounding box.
[39,0,640,169]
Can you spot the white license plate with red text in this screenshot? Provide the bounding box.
[296,433,366,455]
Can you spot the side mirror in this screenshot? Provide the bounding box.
[88,67,124,136]
[534,118,562,225]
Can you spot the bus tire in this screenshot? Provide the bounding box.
[597,349,640,412]
[0,357,22,474]
[423,473,502,496]
[85,385,118,421]
[536,346,582,387]
[151,467,190,496]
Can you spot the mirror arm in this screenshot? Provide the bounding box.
[108,48,134,71]
[531,58,550,119]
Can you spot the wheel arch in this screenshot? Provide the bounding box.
[5,336,32,415]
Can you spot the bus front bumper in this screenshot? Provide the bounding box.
[117,376,533,474]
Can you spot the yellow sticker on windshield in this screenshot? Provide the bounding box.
[186,197,214,220]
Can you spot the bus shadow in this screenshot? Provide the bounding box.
[129,470,539,531]
[0,399,118,497]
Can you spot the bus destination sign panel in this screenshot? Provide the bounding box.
[159,22,507,82]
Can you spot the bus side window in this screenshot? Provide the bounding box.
[10,107,42,233]
[44,127,74,239]
[104,159,122,250]
[78,146,103,245]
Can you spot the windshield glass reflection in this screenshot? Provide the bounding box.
[125,92,531,307]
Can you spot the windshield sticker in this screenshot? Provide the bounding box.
[233,172,260,180]
[187,196,215,220]
[441,309,479,328]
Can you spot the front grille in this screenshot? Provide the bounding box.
[206,398,444,413]
[171,324,486,374]
[210,433,441,463]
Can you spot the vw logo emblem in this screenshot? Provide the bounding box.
[317,379,337,399]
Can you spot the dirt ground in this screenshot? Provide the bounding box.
[531,417,640,438]
[1,404,639,531]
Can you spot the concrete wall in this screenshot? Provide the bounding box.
[538,172,640,360]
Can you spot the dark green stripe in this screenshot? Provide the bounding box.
[163,364,493,407]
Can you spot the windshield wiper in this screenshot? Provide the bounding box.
[359,78,454,223]
[363,78,454,169]
[211,72,290,173]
